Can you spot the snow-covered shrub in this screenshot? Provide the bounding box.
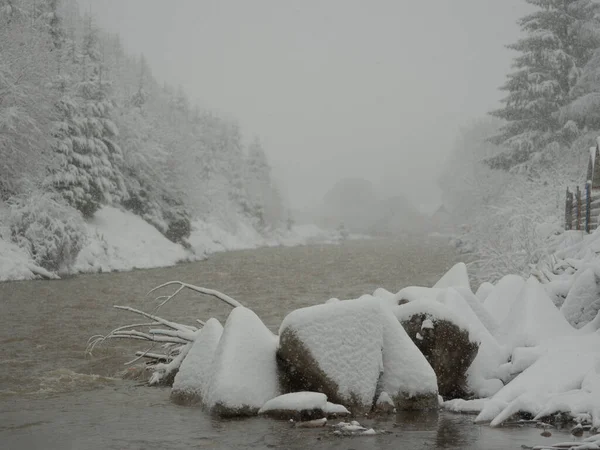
[8,192,87,273]
[459,173,564,285]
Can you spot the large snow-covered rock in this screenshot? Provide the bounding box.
[560,268,600,329]
[203,307,280,417]
[395,299,479,399]
[393,286,507,398]
[483,274,525,327]
[497,277,574,350]
[277,298,438,413]
[171,318,223,405]
[394,284,499,335]
[433,262,471,290]
[475,282,494,303]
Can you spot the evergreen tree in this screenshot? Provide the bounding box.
[561,48,600,130]
[0,0,27,23]
[46,19,127,217]
[42,0,66,50]
[245,137,272,228]
[489,0,600,170]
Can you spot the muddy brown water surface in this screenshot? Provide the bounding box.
[0,238,578,449]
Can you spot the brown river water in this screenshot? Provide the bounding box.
[0,238,575,449]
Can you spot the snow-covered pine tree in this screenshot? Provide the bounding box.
[243,137,285,230]
[489,0,600,171]
[37,0,66,50]
[561,48,600,131]
[0,0,27,23]
[244,137,271,229]
[0,0,57,197]
[46,16,127,218]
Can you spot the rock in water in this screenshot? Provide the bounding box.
[203,307,280,417]
[258,391,349,420]
[399,311,478,399]
[277,298,438,414]
[171,318,223,405]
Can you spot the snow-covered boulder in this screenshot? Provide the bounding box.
[171,318,223,405]
[257,392,349,420]
[483,274,525,327]
[277,298,438,414]
[497,277,574,350]
[433,262,471,290]
[475,282,494,303]
[202,307,280,417]
[560,268,600,329]
[475,333,600,427]
[396,300,479,399]
[392,285,506,398]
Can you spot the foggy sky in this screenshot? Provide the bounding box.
[80,0,532,211]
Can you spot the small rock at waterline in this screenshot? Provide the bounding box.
[295,418,327,428]
[540,430,552,437]
[571,423,584,436]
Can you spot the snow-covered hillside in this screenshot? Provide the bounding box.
[0,206,343,281]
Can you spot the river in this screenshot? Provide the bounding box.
[0,238,570,449]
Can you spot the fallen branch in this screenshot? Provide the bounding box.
[134,351,171,362]
[148,281,243,310]
[87,281,244,385]
[113,306,197,334]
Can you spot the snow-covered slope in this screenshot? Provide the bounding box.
[1,206,342,280]
[75,207,192,273]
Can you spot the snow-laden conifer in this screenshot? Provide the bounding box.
[490,0,600,170]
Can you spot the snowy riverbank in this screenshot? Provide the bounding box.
[0,206,344,282]
[91,226,600,440]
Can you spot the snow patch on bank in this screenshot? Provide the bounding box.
[75,207,192,273]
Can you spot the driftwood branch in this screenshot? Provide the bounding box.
[148,281,243,310]
[87,280,244,384]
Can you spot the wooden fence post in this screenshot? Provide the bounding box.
[566,188,573,231]
[586,182,591,233]
[576,186,582,230]
[591,145,600,231]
